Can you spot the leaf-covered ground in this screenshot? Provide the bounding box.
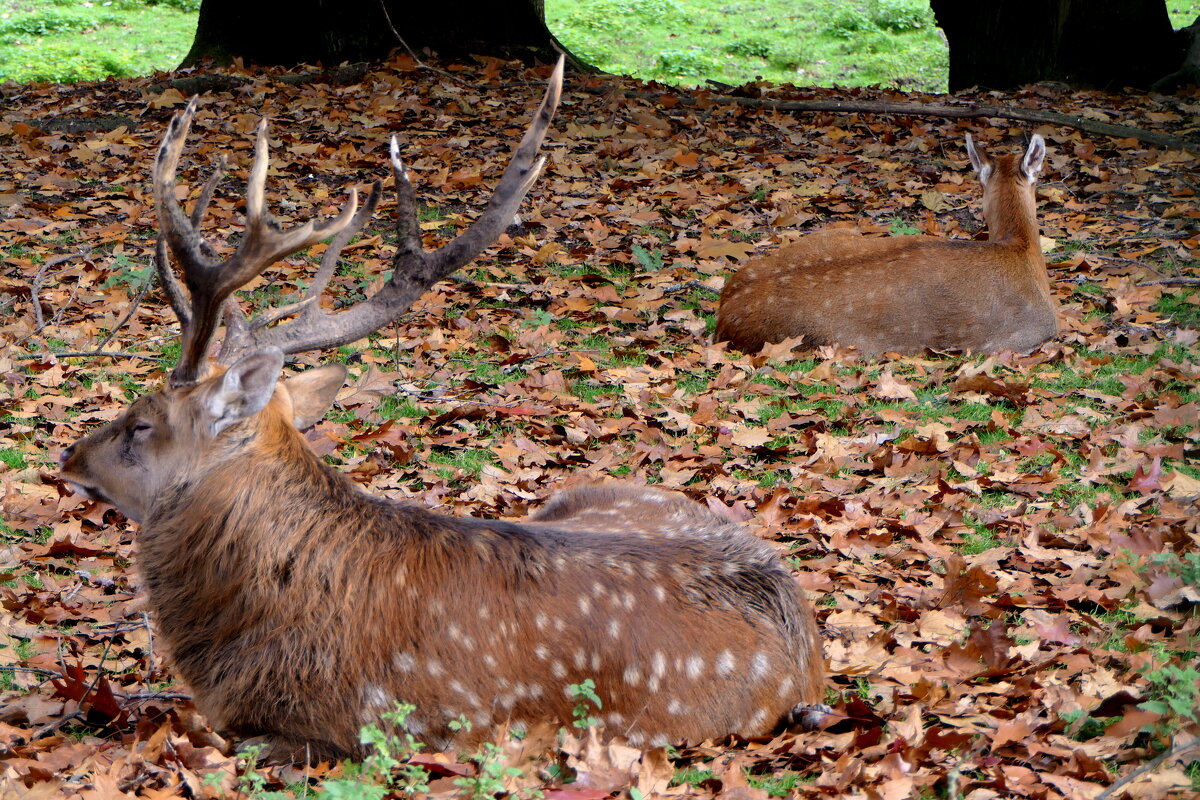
[1,58,1199,799]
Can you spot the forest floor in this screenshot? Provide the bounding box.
[0,57,1199,799]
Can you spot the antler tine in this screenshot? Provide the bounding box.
[153,98,361,386]
[221,179,383,354]
[302,181,384,316]
[202,57,563,360]
[399,55,563,282]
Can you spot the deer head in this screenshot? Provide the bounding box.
[61,59,563,520]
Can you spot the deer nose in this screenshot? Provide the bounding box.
[58,445,74,469]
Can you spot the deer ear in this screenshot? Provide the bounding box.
[1021,134,1046,182]
[201,348,284,436]
[283,364,348,429]
[966,134,992,185]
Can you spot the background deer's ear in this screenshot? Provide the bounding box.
[201,348,284,436]
[1021,134,1046,182]
[283,364,348,429]
[965,133,992,185]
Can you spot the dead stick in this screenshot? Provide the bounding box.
[93,270,155,352]
[30,261,50,331]
[573,85,1197,151]
[1095,737,1200,800]
[1138,277,1200,287]
[13,710,83,748]
[15,351,161,362]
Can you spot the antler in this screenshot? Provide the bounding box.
[153,57,563,384]
[155,100,361,386]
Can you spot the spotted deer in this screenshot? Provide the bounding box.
[58,62,827,762]
[716,134,1058,354]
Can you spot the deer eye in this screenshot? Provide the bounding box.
[131,421,154,438]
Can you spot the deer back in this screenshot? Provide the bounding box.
[716,134,1058,354]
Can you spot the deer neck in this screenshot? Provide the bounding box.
[139,415,371,592]
[983,182,1041,254]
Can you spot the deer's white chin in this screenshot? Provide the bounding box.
[66,482,139,522]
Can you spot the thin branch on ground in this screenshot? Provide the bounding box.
[376,0,475,88]
[0,665,62,679]
[1093,255,1169,276]
[572,84,1198,151]
[20,711,83,747]
[92,270,156,353]
[1095,736,1200,800]
[16,351,162,362]
[30,261,50,332]
[29,253,84,333]
[118,692,191,703]
[1138,277,1200,287]
[663,279,719,294]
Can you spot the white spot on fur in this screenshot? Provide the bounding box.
[652,651,666,678]
[667,699,685,715]
[653,585,667,602]
[624,665,641,686]
[395,652,416,672]
[716,650,735,676]
[685,655,703,680]
[750,652,769,680]
[427,659,445,677]
[365,684,390,710]
[573,649,586,669]
[534,644,549,661]
[535,612,549,630]
[578,596,591,614]
[778,675,795,698]
[747,708,769,731]
[608,619,621,639]
[551,660,566,678]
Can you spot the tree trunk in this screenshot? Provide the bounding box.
[181,0,561,68]
[930,0,1186,91]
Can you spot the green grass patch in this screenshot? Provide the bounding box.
[748,770,811,796]
[670,767,715,788]
[0,0,197,83]
[427,447,497,481]
[547,0,948,91]
[0,447,26,470]
[1155,289,1200,330]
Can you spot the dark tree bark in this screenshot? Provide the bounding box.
[930,0,1189,91]
[181,0,562,68]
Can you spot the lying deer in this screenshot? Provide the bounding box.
[716,134,1058,354]
[58,62,826,762]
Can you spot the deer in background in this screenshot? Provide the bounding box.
[58,60,827,762]
[716,134,1058,355]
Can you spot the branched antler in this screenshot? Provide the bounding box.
[153,57,563,384]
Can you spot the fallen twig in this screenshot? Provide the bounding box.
[1138,277,1200,287]
[15,351,161,362]
[573,84,1198,151]
[662,279,719,294]
[1096,736,1200,800]
[20,711,83,746]
[93,270,156,353]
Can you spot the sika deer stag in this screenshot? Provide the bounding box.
[716,134,1058,354]
[58,62,826,762]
